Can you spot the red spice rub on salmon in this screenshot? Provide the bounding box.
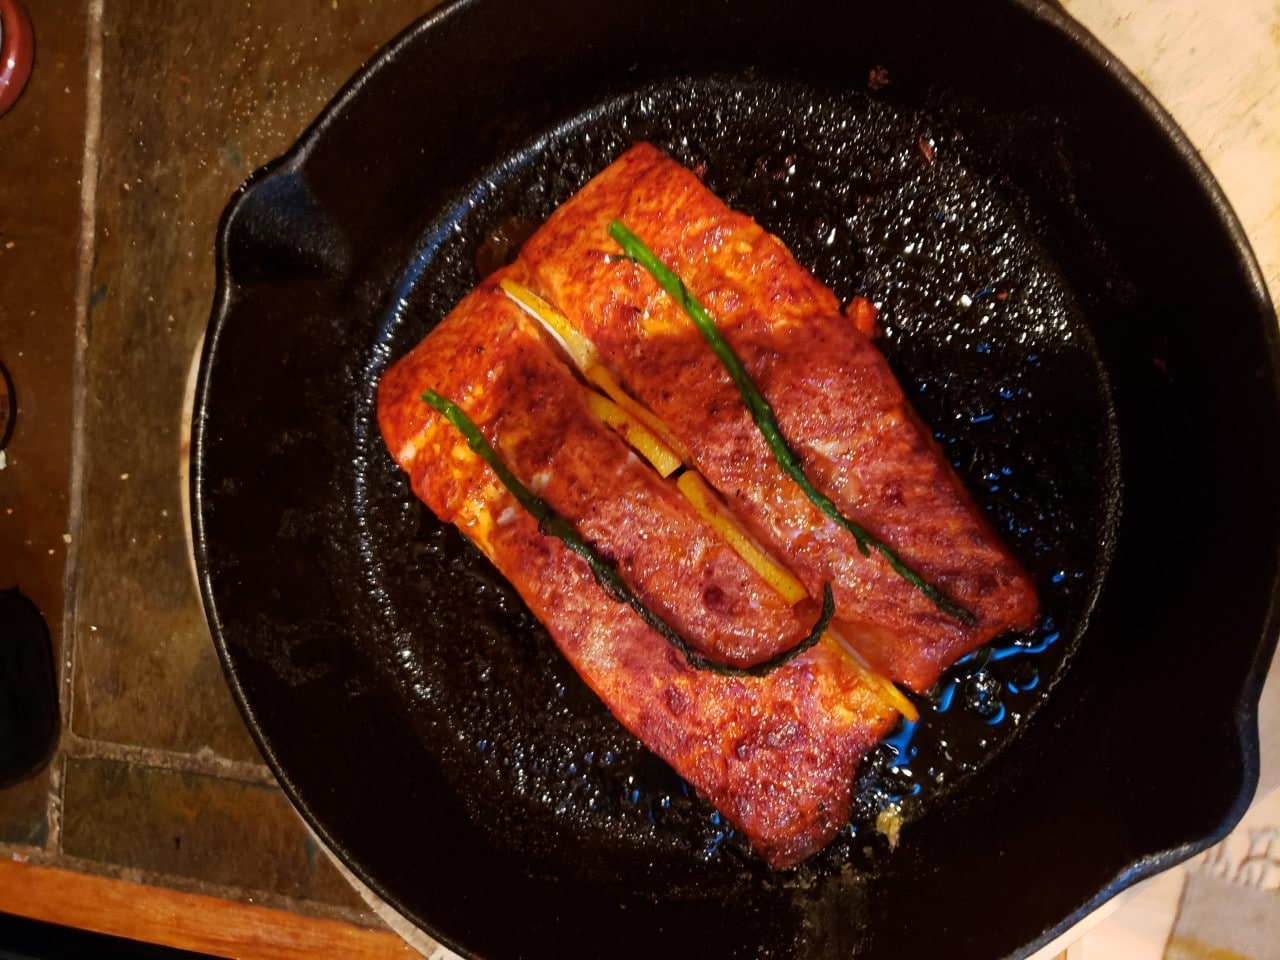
[377,271,899,867]
[378,143,1040,867]
[520,143,1039,692]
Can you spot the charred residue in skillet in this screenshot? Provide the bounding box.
[351,74,1119,890]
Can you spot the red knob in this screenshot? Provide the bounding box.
[0,0,34,116]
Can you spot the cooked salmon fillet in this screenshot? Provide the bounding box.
[381,267,821,668]
[378,270,899,867]
[521,143,1039,692]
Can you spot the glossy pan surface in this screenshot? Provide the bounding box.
[192,1,1280,957]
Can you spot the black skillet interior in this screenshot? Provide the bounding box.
[193,1,1280,958]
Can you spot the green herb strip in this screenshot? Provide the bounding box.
[607,220,975,626]
[421,389,836,676]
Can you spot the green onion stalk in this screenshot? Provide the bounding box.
[421,389,836,676]
[607,220,974,626]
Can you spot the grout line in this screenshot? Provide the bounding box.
[60,733,277,787]
[44,754,64,861]
[54,0,107,856]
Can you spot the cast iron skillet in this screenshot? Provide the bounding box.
[192,1,1280,957]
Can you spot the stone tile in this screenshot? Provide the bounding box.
[61,755,366,911]
[0,0,86,850]
[71,0,432,759]
[0,767,49,847]
[0,0,84,652]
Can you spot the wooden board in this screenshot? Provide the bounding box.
[0,858,419,960]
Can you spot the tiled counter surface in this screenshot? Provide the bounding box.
[0,0,1276,957]
[0,0,437,951]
